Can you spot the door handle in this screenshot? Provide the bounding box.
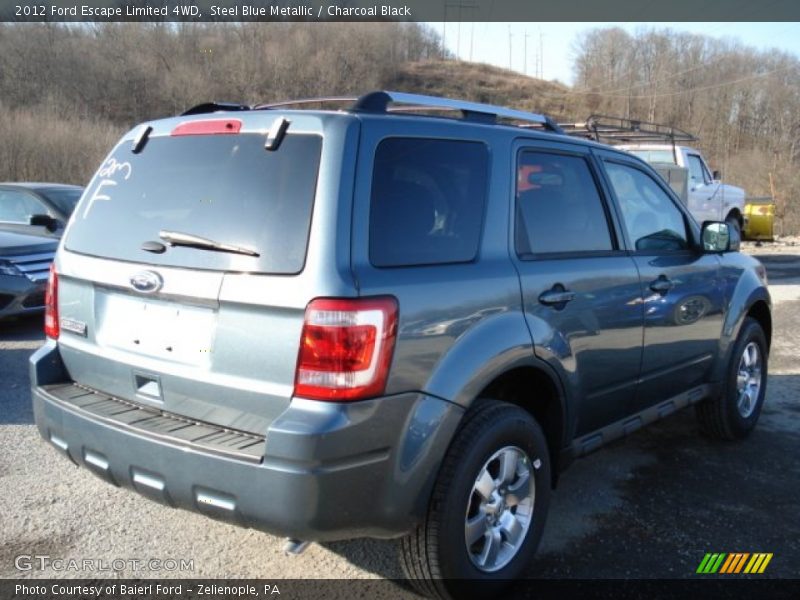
[649,276,674,294]
[538,288,576,306]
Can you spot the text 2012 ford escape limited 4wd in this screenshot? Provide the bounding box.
[31,92,771,596]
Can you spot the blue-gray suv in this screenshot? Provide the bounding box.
[30,92,771,596]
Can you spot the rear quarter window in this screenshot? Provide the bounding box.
[369,138,489,268]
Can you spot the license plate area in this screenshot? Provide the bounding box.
[96,292,215,366]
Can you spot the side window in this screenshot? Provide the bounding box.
[687,155,710,185]
[515,151,613,255]
[0,191,48,224]
[604,162,689,252]
[369,138,488,267]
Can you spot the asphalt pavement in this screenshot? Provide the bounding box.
[1,248,798,587]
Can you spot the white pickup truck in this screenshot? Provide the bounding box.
[559,116,747,236]
[618,143,746,235]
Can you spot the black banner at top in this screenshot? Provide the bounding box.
[2,0,800,22]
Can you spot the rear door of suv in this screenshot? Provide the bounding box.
[512,139,644,438]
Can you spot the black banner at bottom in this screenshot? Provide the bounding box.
[3,579,800,600]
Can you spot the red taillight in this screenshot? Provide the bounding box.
[171,119,242,136]
[44,264,59,339]
[294,297,398,401]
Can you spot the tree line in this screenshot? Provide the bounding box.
[0,23,797,232]
[0,22,442,185]
[570,27,800,233]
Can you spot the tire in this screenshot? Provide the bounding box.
[399,399,551,599]
[696,317,768,440]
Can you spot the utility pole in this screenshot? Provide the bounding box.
[769,170,781,236]
[508,25,513,70]
[442,12,447,60]
[456,5,461,59]
[470,21,474,62]
[539,30,544,78]
[524,32,530,75]
[443,1,478,61]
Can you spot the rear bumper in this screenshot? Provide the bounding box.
[30,341,464,541]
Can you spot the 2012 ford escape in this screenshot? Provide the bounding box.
[31,92,771,597]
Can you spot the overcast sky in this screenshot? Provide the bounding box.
[426,22,800,84]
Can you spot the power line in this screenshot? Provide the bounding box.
[605,64,798,99]
[571,22,800,96]
[540,63,799,99]
[575,52,733,97]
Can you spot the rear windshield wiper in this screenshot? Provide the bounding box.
[157,230,260,257]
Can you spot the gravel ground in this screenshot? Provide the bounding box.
[1,246,798,588]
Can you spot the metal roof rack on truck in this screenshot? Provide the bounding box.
[558,115,697,144]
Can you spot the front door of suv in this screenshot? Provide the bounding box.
[598,153,726,413]
[513,142,643,437]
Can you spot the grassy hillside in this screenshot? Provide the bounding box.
[0,57,584,188]
[384,60,580,119]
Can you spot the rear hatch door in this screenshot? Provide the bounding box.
[56,115,324,435]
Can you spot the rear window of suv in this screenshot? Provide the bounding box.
[369,138,488,267]
[65,133,322,274]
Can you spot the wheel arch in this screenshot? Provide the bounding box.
[474,362,569,488]
[725,207,744,228]
[422,312,571,488]
[713,282,772,383]
[746,298,772,350]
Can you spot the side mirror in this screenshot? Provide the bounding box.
[29,214,60,233]
[712,170,721,181]
[702,221,739,253]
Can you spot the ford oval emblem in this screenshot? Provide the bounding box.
[130,270,163,294]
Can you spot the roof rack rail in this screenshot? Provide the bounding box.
[253,97,358,110]
[198,91,564,134]
[559,115,697,144]
[352,91,565,133]
[181,102,251,116]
